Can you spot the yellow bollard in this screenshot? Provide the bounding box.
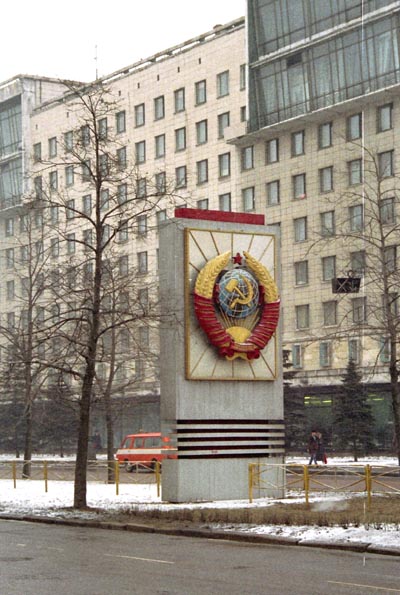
[155,461,161,498]
[303,465,309,505]
[115,460,120,496]
[12,461,16,489]
[365,464,372,510]
[44,461,48,493]
[248,463,254,503]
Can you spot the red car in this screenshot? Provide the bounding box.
[115,432,176,471]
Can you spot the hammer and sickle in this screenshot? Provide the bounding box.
[225,275,254,309]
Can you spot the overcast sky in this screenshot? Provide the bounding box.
[1,0,245,83]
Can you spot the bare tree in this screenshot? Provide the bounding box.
[311,144,400,463]
[30,80,182,507]
[0,203,52,476]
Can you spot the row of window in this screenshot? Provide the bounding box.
[291,334,391,369]
[32,67,246,162]
[260,104,393,167]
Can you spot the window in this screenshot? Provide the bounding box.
[35,240,43,260]
[20,245,28,263]
[66,199,75,219]
[118,222,128,242]
[219,193,231,212]
[318,122,332,149]
[175,165,187,188]
[320,211,335,236]
[98,117,107,141]
[34,176,43,199]
[217,70,229,97]
[267,180,280,206]
[196,159,208,184]
[81,125,90,146]
[348,159,362,185]
[6,280,14,301]
[380,197,395,224]
[20,215,27,232]
[5,217,14,237]
[51,237,59,258]
[33,143,41,162]
[119,255,129,276]
[322,255,336,281]
[138,251,148,274]
[377,103,392,132]
[155,171,166,194]
[293,173,306,199]
[349,204,364,231]
[64,131,73,152]
[218,112,230,138]
[114,148,126,171]
[197,199,209,210]
[116,110,126,133]
[6,248,14,268]
[294,217,307,242]
[241,146,254,170]
[352,296,367,323]
[379,337,391,363]
[175,127,186,151]
[196,120,208,145]
[137,215,147,236]
[115,184,126,205]
[240,64,246,90]
[195,80,206,105]
[65,165,74,187]
[350,250,366,275]
[378,150,394,178]
[134,103,145,127]
[155,134,166,158]
[100,189,109,211]
[137,178,146,198]
[218,152,230,178]
[384,246,397,273]
[347,113,362,140]
[135,141,146,164]
[48,137,57,158]
[323,301,337,326]
[82,194,91,214]
[7,312,15,330]
[319,342,331,367]
[240,106,247,122]
[174,88,185,113]
[242,187,255,212]
[49,170,58,191]
[266,138,279,164]
[295,304,310,329]
[348,339,360,363]
[98,154,108,177]
[291,130,305,156]
[66,233,75,254]
[154,96,165,120]
[292,344,302,368]
[156,210,167,226]
[319,166,333,192]
[294,261,308,285]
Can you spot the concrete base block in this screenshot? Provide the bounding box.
[162,457,285,502]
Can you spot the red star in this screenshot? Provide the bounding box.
[232,252,242,265]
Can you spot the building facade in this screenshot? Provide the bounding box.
[0,3,399,447]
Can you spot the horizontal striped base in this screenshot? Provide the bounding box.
[174,419,285,459]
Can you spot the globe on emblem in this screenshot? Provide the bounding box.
[218,269,259,319]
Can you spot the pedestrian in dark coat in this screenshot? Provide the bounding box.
[308,431,318,465]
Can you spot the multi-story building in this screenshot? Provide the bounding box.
[0,2,399,446]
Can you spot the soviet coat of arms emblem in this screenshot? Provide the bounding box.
[193,250,280,361]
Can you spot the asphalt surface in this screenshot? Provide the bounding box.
[1,518,400,595]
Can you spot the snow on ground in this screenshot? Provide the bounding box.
[0,455,399,550]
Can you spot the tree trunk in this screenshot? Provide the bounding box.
[106,400,115,484]
[73,377,92,508]
[389,368,400,466]
[22,402,32,478]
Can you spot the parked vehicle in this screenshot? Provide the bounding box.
[115,432,176,471]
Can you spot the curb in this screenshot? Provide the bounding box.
[1,513,400,557]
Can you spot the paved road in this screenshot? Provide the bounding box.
[0,520,399,595]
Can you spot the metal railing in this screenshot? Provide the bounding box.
[249,463,400,507]
[0,459,161,497]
